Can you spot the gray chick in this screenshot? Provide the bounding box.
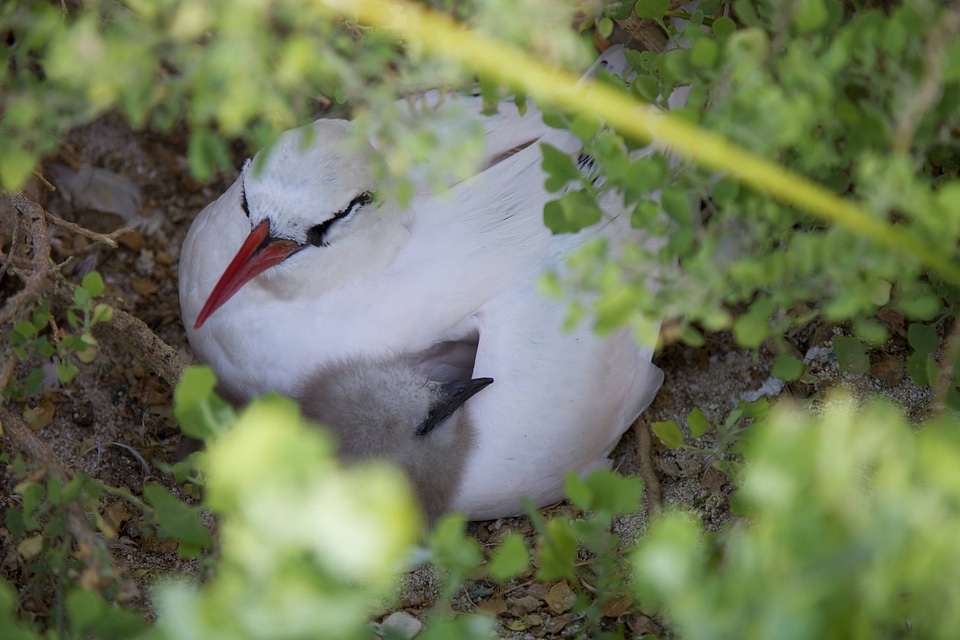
[296,357,493,525]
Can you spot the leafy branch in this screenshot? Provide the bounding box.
[320,0,960,285]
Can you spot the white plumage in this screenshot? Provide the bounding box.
[179,46,664,519]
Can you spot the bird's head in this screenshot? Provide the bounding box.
[193,119,412,329]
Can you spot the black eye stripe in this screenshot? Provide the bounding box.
[306,191,373,247]
[240,181,251,218]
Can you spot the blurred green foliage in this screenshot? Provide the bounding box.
[544,0,960,379]
[149,391,422,640]
[634,396,960,639]
[4,0,960,638]
[0,0,587,188]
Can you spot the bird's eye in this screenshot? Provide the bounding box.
[306,191,373,247]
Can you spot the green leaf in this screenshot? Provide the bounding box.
[635,0,669,22]
[583,468,642,515]
[772,353,804,381]
[62,474,87,502]
[712,15,737,41]
[652,420,685,449]
[680,324,706,346]
[92,303,114,324]
[598,16,614,39]
[631,199,660,229]
[631,75,661,102]
[543,191,603,234]
[430,513,483,594]
[13,321,38,339]
[143,484,212,555]
[187,128,231,181]
[536,517,578,581]
[627,156,666,196]
[18,482,44,516]
[487,531,530,581]
[0,139,37,191]
[907,323,939,353]
[690,37,719,68]
[564,472,593,510]
[946,387,960,411]
[540,143,580,193]
[57,363,80,384]
[569,112,603,142]
[897,295,943,320]
[23,368,46,394]
[833,336,870,375]
[67,588,146,638]
[907,351,937,387]
[793,0,828,33]
[687,407,711,438]
[73,289,90,314]
[739,397,769,420]
[172,365,234,439]
[732,298,774,348]
[5,509,28,538]
[712,176,740,206]
[81,271,105,297]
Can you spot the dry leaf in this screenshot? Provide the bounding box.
[600,594,633,618]
[103,500,136,535]
[871,352,906,387]
[526,582,552,598]
[504,619,529,632]
[522,614,543,627]
[512,595,541,614]
[118,229,144,251]
[17,536,44,559]
[701,466,730,495]
[543,581,576,614]
[141,535,179,555]
[544,615,572,633]
[477,596,509,616]
[628,614,662,637]
[132,276,160,295]
[23,401,55,430]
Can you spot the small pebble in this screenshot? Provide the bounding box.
[376,611,423,639]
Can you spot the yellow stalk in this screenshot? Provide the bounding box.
[319,0,960,285]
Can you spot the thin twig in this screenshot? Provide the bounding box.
[634,419,661,514]
[33,170,57,192]
[44,209,120,249]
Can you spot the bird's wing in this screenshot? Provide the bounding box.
[450,267,663,519]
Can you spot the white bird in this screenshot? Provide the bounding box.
[179,46,665,519]
[298,355,493,525]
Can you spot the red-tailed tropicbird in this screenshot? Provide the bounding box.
[179,46,666,519]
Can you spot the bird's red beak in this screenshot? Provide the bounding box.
[193,220,303,329]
